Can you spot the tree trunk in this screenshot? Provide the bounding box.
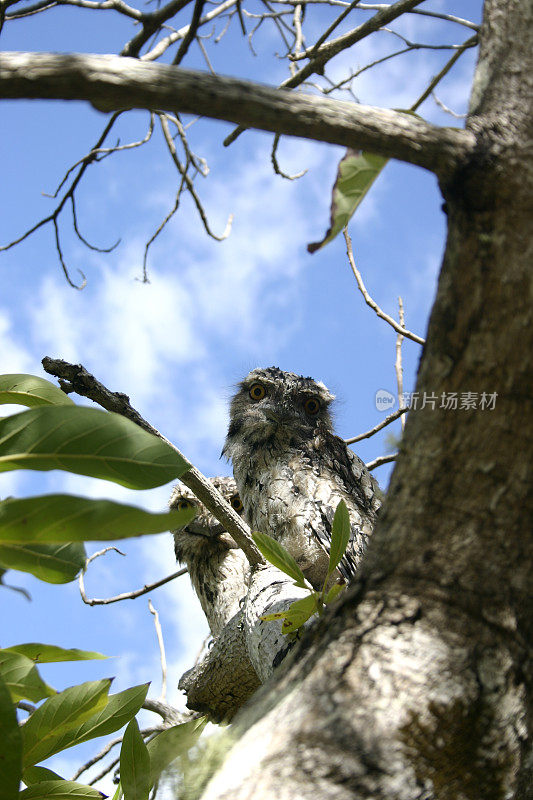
[199,2,533,797]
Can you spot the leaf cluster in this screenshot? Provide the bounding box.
[0,374,208,799]
[252,499,351,634]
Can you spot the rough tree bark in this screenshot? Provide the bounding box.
[198,2,533,797]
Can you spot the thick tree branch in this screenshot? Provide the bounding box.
[0,52,475,177]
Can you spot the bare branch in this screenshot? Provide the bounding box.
[410,35,477,112]
[365,453,396,470]
[5,0,143,22]
[121,0,194,58]
[141,0,238,61]
[432,92,467,120]
[173,0,205,64]
[41,357,264,566]
[345,407,408,445]
[142,698,198,725]
[16,701,36,715]
[270,133,307,180]
[343,230,425,344]
[78,545,188,606]
[0,52,476,177]
[148,599,167,702]
[159,114,232,242]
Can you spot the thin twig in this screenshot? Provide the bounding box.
[224,0,426,146]
[344,230,425,345]
[270,134,307,180]
[17,701,36,715]
[148,599,167,702]
[41,357,264,567]
[173,0,205,64]
[366,453,396,470]
[78,546,188,605]
[345,407,408,444]
[432,92,467,119]
[395,297,406,430]
[143,698,198,725]
[410,35,477,112]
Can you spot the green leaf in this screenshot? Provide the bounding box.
[0,650,55,703]
[4,644,106,664]
[327,499,351,578]
[262,595,318,634]
[307,149,388,253]
[50,683,149,753]
[120,718,150,800]
[252,531,309,588]
[23,766,64,785]
[0,495,197,543]
[324,582,346,604]
[147,717,207,783]
[19,780,106,799]
[281,595,319,635]
[110,782,123,800]
[22,679,111,767]
[0,674,22,800]
[0,375,75,409]
[0,406,190,490]
[0,541,86,583]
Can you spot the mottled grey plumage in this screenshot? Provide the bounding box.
[170,476,250,636]
[223,367,382,589]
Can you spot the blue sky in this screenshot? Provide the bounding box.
[1,0,483,790]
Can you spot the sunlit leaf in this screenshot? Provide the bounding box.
[0,541,86,584]
[307,149,388,253]
[121,718,150,800]
[4,644,106,664]
[50,683,149,753]
[0,494,196,543]
[23,766,64,785]
[324,583,346,604]
[0,650,55,703]
[147,717,207,783]
[252,532,309,588]
[280,595,318,634]
[0,406,190,489]
[0,674,22,800]
[327,500,351,578]
[22,679,111,767]
[19,780,105,799]
[0,375,75,408]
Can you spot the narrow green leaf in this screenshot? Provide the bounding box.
[252,531,309,587]
[19,780,105,799]
[0,674,22,800]
[4,644,107,664]
[0,406,190,490]
[0,495,197,543]
[147,717,207,783]
[50,683,150,753]
[324,583,346,605]
[0,541,86,584]
[0,375,75,408]
[23,766,64,785]
[0,650,55,703]
[261,595,318,634]
[120,718,150,800]
[22,679,111,767]
[327,500,351,577]
[281,595,318,634]
[110,782,123,800]
[307,149,388,253]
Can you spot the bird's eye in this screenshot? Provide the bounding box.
[304,397,321,415]
[177,499,195,510]
[249,383,266,401]
[230,493,244,513]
